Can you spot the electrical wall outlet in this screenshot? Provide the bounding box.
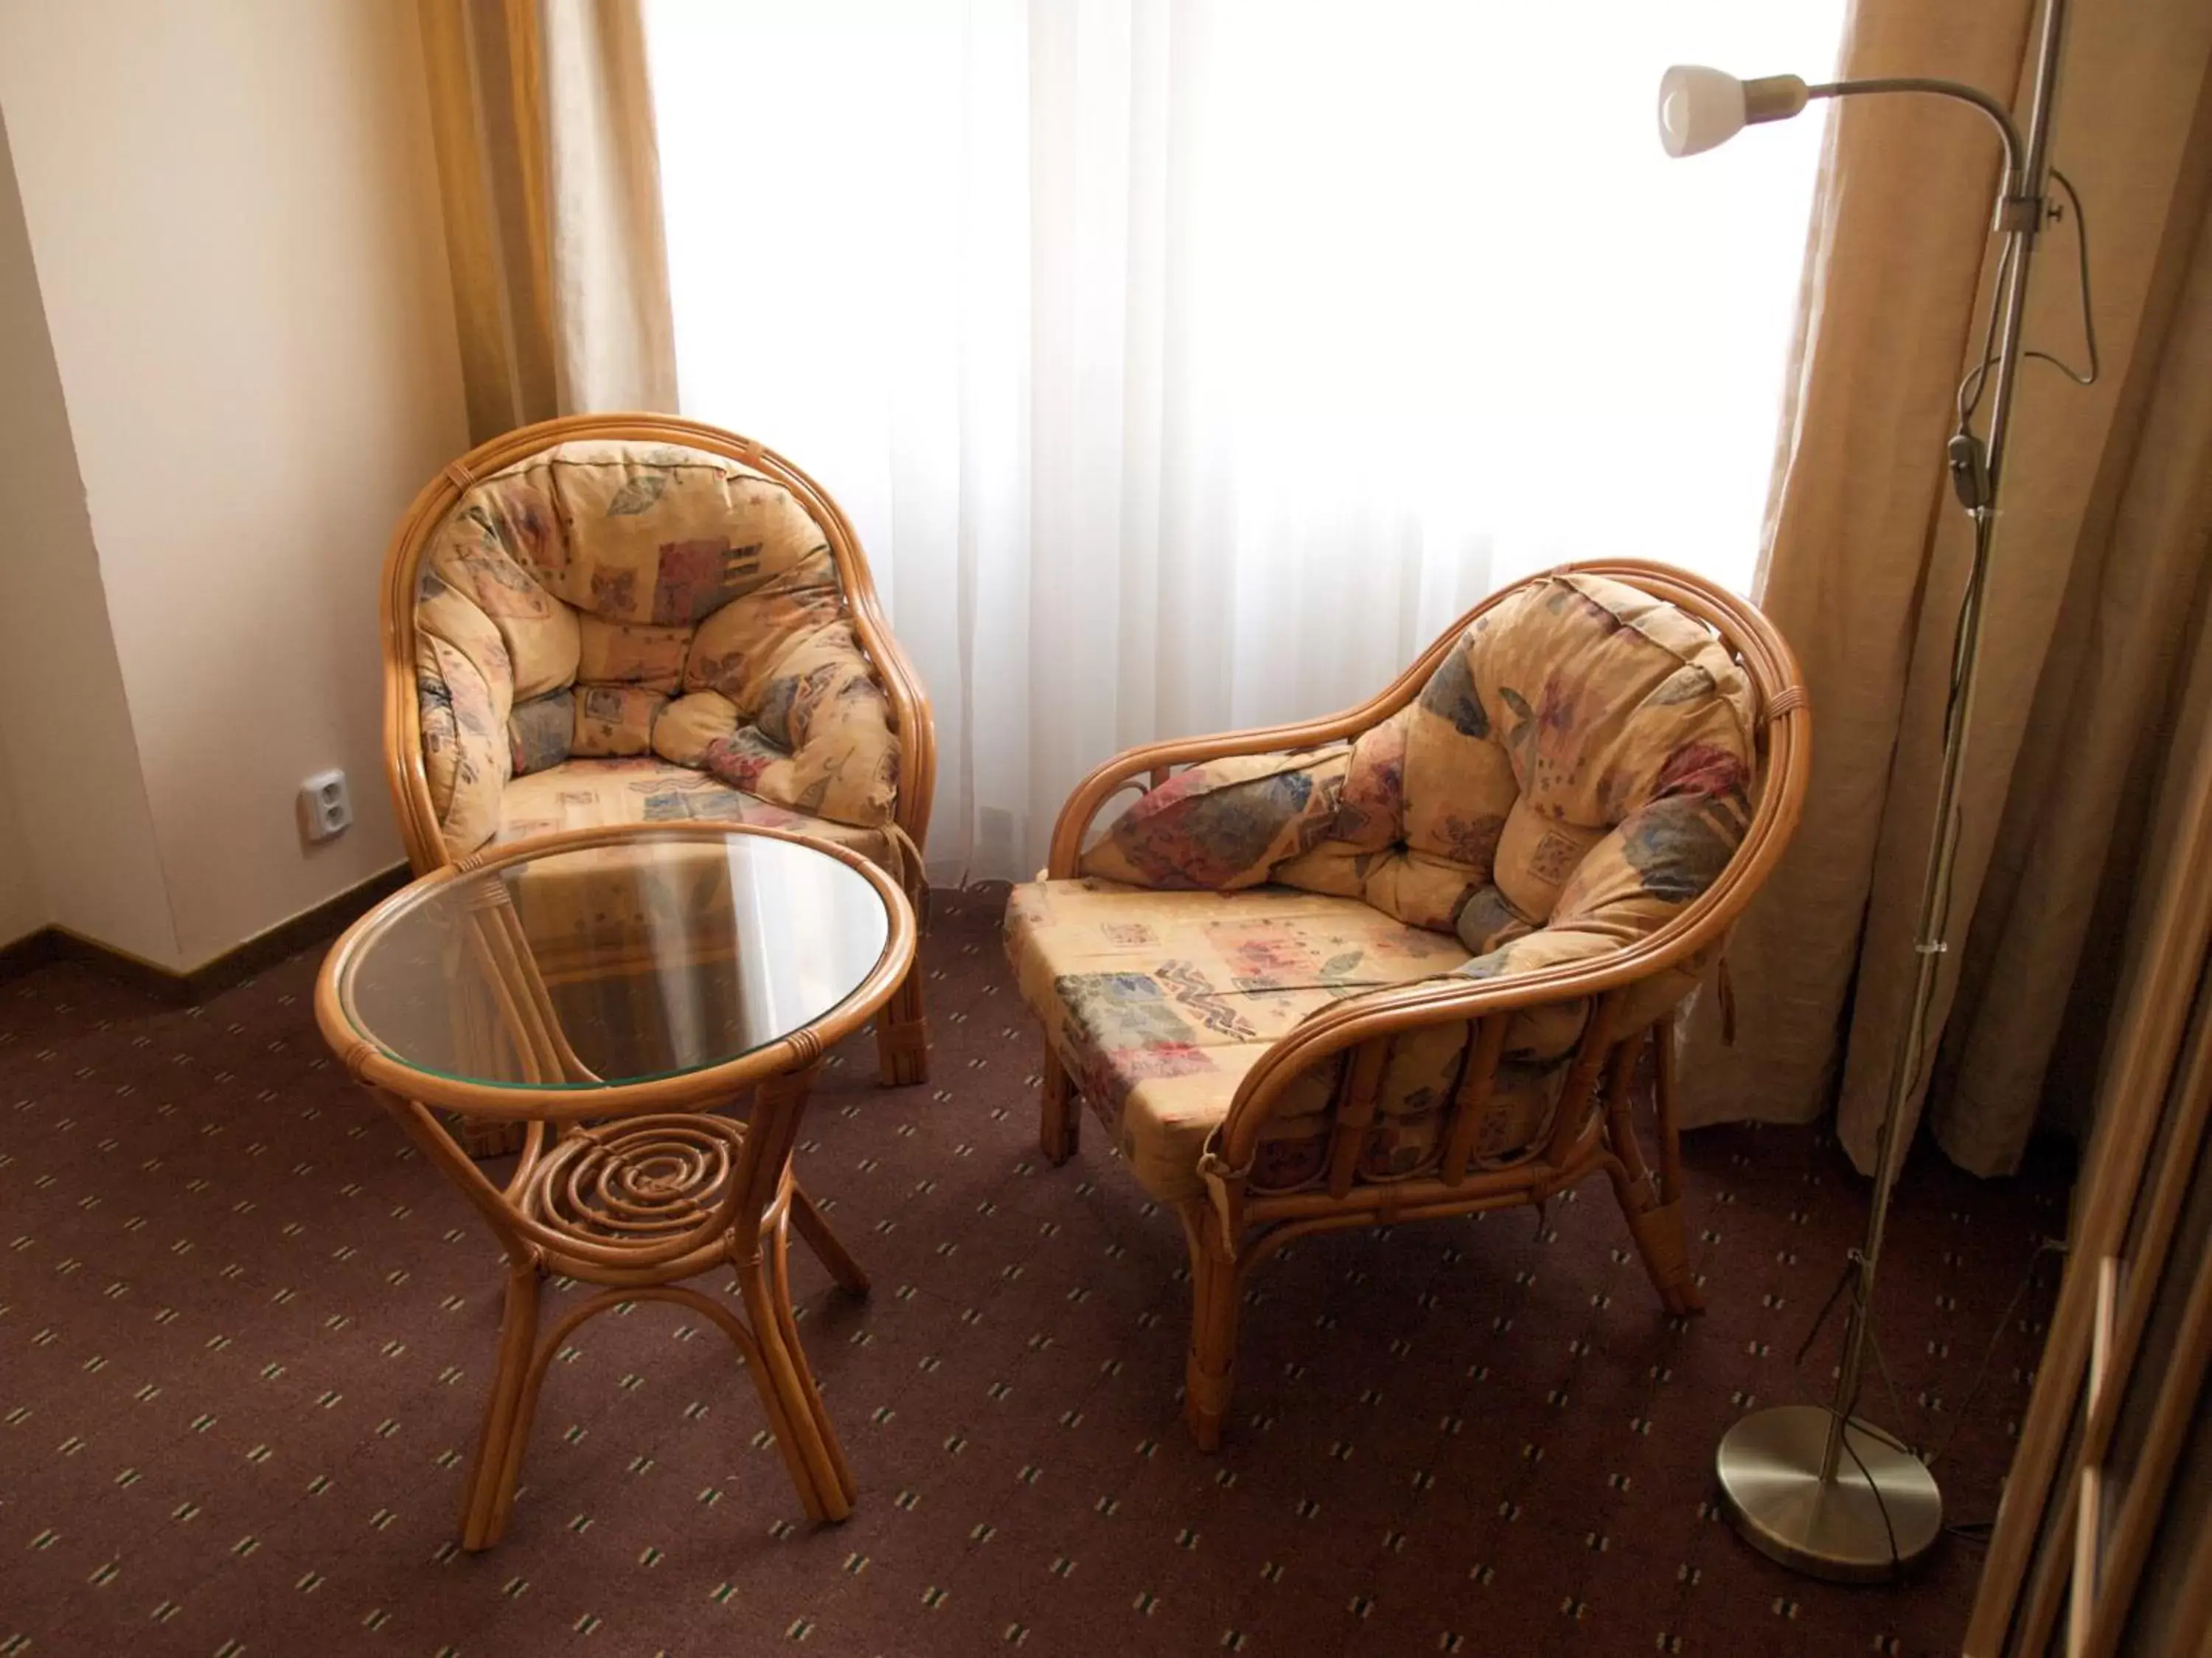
[300,769,352,843]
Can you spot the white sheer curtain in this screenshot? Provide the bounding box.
[647,0,1844,884]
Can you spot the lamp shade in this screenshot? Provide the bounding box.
[1658,64,1747,157]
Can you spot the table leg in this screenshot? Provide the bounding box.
[769,1204,858,1508]
[724,1063,854,1521]
[790,1186,871,1297]
[460,1260,543,1551]
[735,1245,852,1522]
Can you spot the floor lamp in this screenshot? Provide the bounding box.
[1657,0,2092,1582]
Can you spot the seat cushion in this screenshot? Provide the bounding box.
[494,757,893,867]
[1006,879,1567,1202]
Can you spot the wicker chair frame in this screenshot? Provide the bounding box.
[1032,559,1809,1449]
[377,413,938,1148]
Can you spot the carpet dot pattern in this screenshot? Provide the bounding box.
[0,886,2066,1656]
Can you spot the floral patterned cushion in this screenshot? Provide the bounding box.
[1074,571,1753,1048]
[411,440,900,859]
[493,757,893,867]
[1004,880,1573,1204]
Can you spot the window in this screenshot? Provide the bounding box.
[649,0,1846,878]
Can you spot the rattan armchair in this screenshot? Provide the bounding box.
[378,414,936,1146]
[1005,561,1807,1448]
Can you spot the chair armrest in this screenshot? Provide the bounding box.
[1044,632,1467,878]
[1211,888,1725,1175]
[1044,726,1329,879]
[838,563,937,850]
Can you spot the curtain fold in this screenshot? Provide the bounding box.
[1943,90,2212,1172]
[417,0,677,444]
[1677,0,2212,1176]
[1963,555,2212,1651]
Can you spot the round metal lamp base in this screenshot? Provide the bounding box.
[1715,1404,1942,1583]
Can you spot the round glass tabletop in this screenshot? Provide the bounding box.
[335,828,895,1090]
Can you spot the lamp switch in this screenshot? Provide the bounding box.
[1947,432,1992,512]
[300,769,352,843]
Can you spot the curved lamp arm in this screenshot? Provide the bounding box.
[1807,77,2023,184]
[1660,66,2028,215]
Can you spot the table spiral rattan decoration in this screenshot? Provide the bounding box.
[314,823,914,1547]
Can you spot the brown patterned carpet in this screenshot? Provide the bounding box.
[0,885,2070,1657]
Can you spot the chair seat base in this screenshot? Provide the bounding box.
[1035,1016,1704,1449]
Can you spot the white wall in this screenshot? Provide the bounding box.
[0,108,178,963]
[0,1,467,968]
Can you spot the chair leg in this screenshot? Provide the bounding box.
[874,966,929,1087]
[1613,1176,1703,1315]
[790,1184,871,1297]
[1181,1204,1242,1451]
[1603,1024,1703,1316]
[459,1260,543,1550]
[1039,1044,1080,1165]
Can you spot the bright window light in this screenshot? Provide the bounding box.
[648,0,1846,876]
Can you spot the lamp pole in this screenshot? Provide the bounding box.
[1666,0,2073,1581]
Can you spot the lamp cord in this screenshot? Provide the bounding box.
[1924,1236,2067,1468]
[1790,1239,2055,1583]
[1956,164,2100,430]
[1957,240,2017,432]
[1790,1232,2064,1466]
[1794,1256,1857,1368]
[2038,168,2100,384]
[1839,1423,1904,1570]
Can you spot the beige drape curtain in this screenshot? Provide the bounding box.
[417,0,678,443]
[1678,0,2212,1177]
[1964,580,2212,1651]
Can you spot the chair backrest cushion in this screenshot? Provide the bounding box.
[411,440,899,854]
[1079,571,1759,1040]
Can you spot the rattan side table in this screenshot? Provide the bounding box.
[313,822,914,1547]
